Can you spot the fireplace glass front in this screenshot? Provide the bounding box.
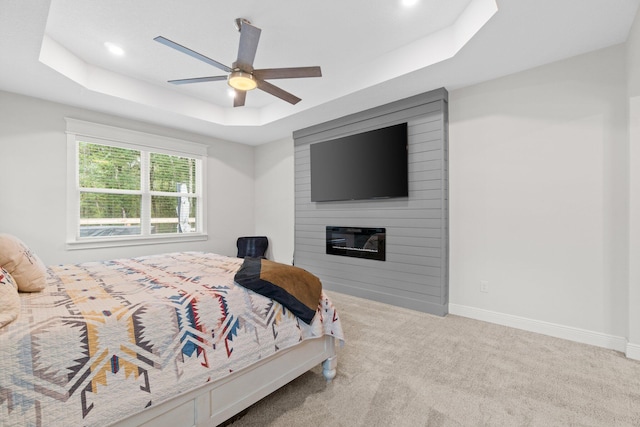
[326,226,386,261]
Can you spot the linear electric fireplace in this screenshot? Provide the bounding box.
[326,226,386,261]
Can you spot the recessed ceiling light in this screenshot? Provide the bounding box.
[402,0,419,6]
[227,88,236,98]
[104,42,125,56]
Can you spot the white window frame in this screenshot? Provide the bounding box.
[65,118,208,250]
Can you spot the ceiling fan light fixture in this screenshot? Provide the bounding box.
[228,70,257,91]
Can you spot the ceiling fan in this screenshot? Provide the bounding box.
[154,18,322,107]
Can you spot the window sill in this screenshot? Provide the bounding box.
[66,233,208,250]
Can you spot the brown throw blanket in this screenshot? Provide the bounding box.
[234,258,322,324]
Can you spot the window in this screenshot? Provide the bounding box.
[66,119,207,249]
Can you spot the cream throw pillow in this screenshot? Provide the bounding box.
[0,267,20,328]
[0,234,47,292]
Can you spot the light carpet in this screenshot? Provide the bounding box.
[228,291,640,426]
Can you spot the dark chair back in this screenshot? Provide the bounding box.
[237,236,268,258]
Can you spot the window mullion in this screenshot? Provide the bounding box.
[150,191,194,197]
[79,188,142,195]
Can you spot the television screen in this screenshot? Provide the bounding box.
[310,123,408,202]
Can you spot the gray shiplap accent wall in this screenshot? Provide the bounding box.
[293,88,448,316]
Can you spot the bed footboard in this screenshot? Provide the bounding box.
[111,335,338,427]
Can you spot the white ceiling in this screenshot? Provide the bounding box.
[0,0,638,145]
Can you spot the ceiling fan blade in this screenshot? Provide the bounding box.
[233,90,247,107]
[257,79,301,105]
[168,76,228,85]
[236,21,261,68]
[254,66,322,80]
[154,36,232,73]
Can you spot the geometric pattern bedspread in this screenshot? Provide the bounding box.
[0,252,344,427]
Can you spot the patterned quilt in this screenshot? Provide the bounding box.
[0,252,343,427]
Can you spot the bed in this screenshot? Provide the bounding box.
[0,249,343,427]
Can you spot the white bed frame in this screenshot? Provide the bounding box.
[112,335,338,427]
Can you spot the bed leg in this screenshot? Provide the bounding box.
[322,355,337,382]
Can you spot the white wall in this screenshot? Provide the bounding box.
[448,44,629,349]
[253,137,295,264]
[0,90,255,265]
[626,9,640,358]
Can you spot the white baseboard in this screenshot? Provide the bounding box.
[626,342,640,361]
[449,303,628,354]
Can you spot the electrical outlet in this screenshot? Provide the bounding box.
[480,280,489,293]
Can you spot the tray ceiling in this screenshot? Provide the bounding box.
[0,0,638,144]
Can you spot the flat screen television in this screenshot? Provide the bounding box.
[310,122,408,202]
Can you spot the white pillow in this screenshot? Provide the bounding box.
[0,267,20,328]
[0,234,47,292]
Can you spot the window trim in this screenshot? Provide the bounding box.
[65,118,208,250]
